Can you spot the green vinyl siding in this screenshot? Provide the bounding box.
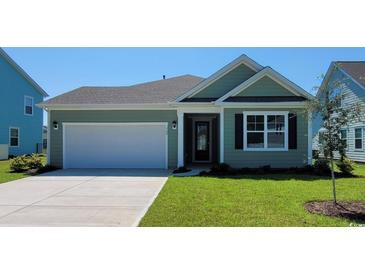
[191,64,256,99]
[234,76,296,97]
[49,110,178,168]
[224,108,308,168]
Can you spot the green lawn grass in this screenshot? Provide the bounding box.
[140,164,365,227]
[0,156,47,184]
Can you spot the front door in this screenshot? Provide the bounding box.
[194,121,210,162]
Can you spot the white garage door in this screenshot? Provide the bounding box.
[63,123,168,169]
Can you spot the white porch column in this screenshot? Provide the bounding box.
[177,110,184,167]
[220,107,224,163]
[307,112,313,165]
[47,109,51,165]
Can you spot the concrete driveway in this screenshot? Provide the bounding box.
[0,169,169,226]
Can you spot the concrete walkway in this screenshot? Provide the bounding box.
[0,169,169,226]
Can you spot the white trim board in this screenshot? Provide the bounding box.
[216,67,314,103]
[217,102,306,108]
[175,54,263,102]
[307,112,312,165]
[47,110,51,165]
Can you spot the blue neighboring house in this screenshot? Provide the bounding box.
[313,61,365,162]
[0,48,48,159]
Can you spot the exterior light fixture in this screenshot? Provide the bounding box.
[53,121,59,130]
[172,121,177,130]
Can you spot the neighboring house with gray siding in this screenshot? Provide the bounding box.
[38,54,314,169]
[0,48,48,159]
[313,61,365,162]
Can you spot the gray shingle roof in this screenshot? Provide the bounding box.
[42,75,204,105]
[338,62,365,88]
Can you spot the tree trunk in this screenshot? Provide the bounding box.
[329,157,337,204]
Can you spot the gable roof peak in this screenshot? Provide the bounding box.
[175,54,264,102]
[320,61,365,94]
[216,65,314,103]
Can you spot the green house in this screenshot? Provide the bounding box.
[39,54,314,169]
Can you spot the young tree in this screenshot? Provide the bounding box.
[308,66,362,204]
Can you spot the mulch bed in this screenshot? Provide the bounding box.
[305,201,365,221]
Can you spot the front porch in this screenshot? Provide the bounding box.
[177,108,224,168]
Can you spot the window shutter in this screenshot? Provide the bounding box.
[235,113,243,149]
[288,113,297,149]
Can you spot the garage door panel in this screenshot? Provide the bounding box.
[64,123,167,168]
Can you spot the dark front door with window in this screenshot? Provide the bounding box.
[194,121,210,161]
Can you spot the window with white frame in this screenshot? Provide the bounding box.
[340,129,347,149]
[24,96,33,115]
[244,112,288,151]
[355,128,363,150]
[9,127,19,147]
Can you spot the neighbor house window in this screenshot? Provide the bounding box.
[24,96,34,115]
[340,129,347,149]
[244,112,288,151]
[355,128,363,150]
[9,127,19,147]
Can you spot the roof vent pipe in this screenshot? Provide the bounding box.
[163,75,166,80]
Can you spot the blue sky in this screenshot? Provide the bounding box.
[4,47,365,124]
[5,47,365,96]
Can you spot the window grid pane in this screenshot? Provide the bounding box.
[267,115,285,132]
[355,139,362,149]
[10,138,18,146]
[340,130,347,139]
[268,132,285,148]
[10,128,19,147]
[10,128,18,137]
[355,128,362,139]
[247,132,264,148]
[25,97,33,115]
[247,115,264,132]
[355,128,362,149]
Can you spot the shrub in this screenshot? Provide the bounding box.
[301,165,314,173]
[259,165,271,173]
[9,155,29,172]
[336,157,355,176]
[27,154,43,169]
[239,167,251,174]
[173,166,191,174]
[312,150,319,160]
[35,164,58,174]
[313,159,331,175]
[211,163,231,173]
[9,154,44,173]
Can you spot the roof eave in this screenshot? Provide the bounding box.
[37,103,174,110]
